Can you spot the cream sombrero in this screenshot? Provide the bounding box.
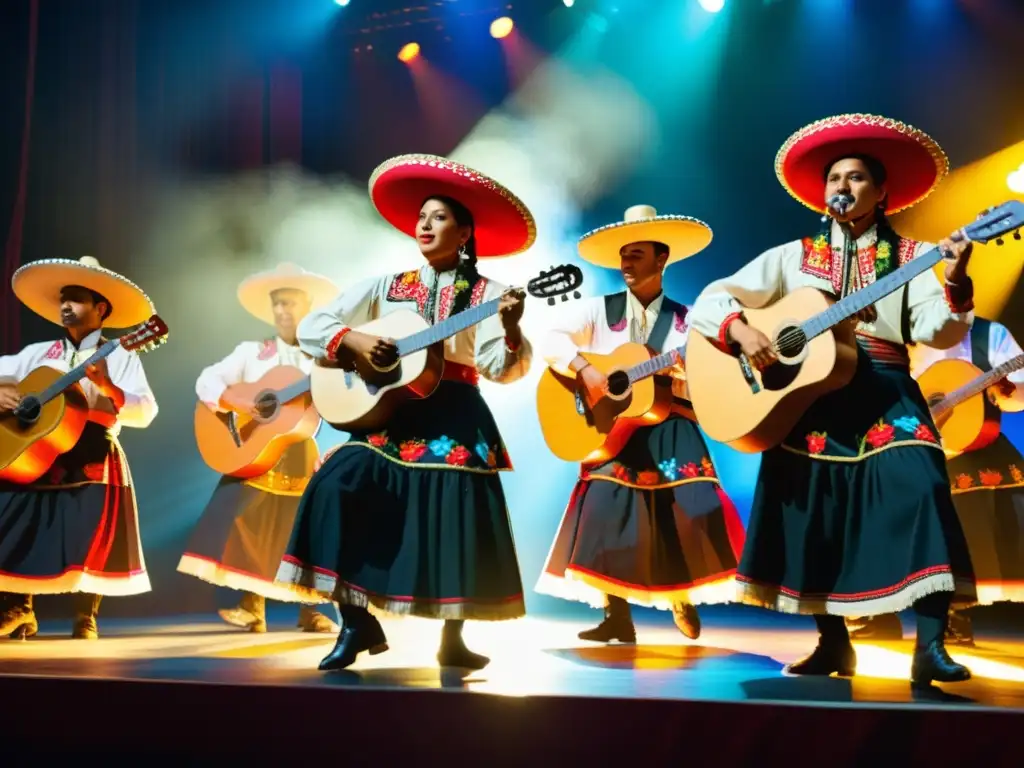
[368,154,536,258]
[775,113,949,214]
[237,262,338,325]
[12,255,154,329]
[577,205,713,270]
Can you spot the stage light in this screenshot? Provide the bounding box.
[398,42,420,63]
[1009,163,1024,195]
[698,0,725,12]
[334,0,350,6]
[490,17,514,39]
[563,0,575,7]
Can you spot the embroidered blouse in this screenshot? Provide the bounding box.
[196,337,313,410]
[0,328,158,431]
[298,263,532,385]
[688,221,974,351]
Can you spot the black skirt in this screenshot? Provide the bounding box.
[537,414,745,609]
[275,381,525,621]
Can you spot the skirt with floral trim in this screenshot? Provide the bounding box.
[536,414,746,611]
[275,380,525,621]
[738,346,976,616]
[945,435,1024,605]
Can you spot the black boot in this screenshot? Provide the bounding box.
[318,605,388,671]
[72,594,102,640]
[849,613,903,640]
[910,593,971,688]
[784,615,856,677]
[437,619,489,670]
[0,593,37,640]
[578,595,636,643]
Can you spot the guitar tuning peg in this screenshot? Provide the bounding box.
[573,291,581,299]
[561,294,569,302]
[1014,230,1021,241]
[997,238,1005,246]
[548,297,555,306]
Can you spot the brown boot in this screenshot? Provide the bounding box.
[0,594,37,640]
[671,601,701,640]
[849,613,903,640]
[297,604,339,633]
[945,609,974,647]
[578,595,636,643]
[72,593,102,640]
[219,592,267,632]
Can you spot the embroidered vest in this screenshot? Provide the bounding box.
[603,292,686,353]
[969,317,992,373]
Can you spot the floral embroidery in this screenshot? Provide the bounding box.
[44,340,63,360]
[658,458,678,481]
[681,462,700,478]
[429,436,456,457]
[438,285,455,321]
[82,463,106,482]
[673,308,689,333]
[700,457,716,478]
[864,421,896,449]
[914,424,936,442]
[368,433,389,448]
[599,456,717,486]
[801,235,919,297]
[446,445,472,466]
[455,278,470,292]
[875,240,892,277]
[979,469,1004,487]
[399,440,427,462]
[805,431,827,454]
[361,431,504,471]
[954,474,975,490]
[609,317,627,332]
[257,339,277,361]
[469,278,488,307]
[1012,465,1024,484]
[892,416,920,433]
[636,470,661,486]
[475,441,497,468]
[387,271,430,315]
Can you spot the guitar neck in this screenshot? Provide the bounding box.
[801,239,949,342]
[36,339,123,406]
[934,354,1024,415]
[395,297,502,357]
[626,347,684,384]
[276,376,312,403]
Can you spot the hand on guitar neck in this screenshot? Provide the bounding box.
[322,331,400,383]
[987,377,1017,407]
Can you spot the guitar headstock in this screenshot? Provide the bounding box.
[527,264,585,306]
[962,201,1024,246]
[121,314,169,354]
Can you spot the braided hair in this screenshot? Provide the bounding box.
[422,195,481,316]
[818,153,900,257]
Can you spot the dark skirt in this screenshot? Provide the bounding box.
[275,380,525,621]
[0,423,149,596]
[946,434,1024,605]
[178,440,325,604]
[537,413,746,610]
[737,346,977,616]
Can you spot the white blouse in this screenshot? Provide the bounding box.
[0,328,158,431]
[688,221,973,350]
[297,262,532,385]
[196,337,314,410]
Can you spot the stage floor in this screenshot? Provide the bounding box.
[4,609,1024,709]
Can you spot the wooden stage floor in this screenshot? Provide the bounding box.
[3,608,1024,709]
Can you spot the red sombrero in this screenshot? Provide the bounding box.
[775,113,949,214]
[368,154,536,258]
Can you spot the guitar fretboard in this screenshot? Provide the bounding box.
[275,376,312,403]
[626,347,684,384]
[35,340,123,406]
[395,297,503,357]
[934,353,1024,415]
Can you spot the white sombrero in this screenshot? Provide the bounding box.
[12,255,155,329]
[577,205,713,270]
[237,262,338,325]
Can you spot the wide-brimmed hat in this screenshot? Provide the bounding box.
[775,113,948,214]
[577,205,713,270]
[237,262,338,325]
[368,154,536,258]
[12,255,154,329]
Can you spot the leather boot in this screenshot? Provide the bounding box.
[784,614,856,677]
[578,595,636,643]
[0,593,37,640]
[219,592,267,633]
[297,604,339,633]
[318,605,388,671]
[671,601,701,640]
[849,613,903,640]
[72,593,102,640]
[437,619,489,670]
[944,609,974,647]
[910,640,972,688]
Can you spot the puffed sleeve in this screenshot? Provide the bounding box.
[195,342,252,411]
[473,278,532,384]
[541,296,600,377]
[688,243,790,349]
[905,241,973,350]
[107,349,158,429]
[297,276,382,360]
[0,346,38,384]
[989,321,1024,413]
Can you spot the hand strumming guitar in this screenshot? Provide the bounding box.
[571,356,608,407]
[0,383,21,414]
[727,318,777,370]
[341,330,400,372]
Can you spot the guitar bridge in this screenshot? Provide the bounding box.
[738,354,761,395]
[574,390,586,416]
[217,411,243,448]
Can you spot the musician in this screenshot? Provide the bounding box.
[178,263,339,634]
[536,205,745,643]
[849,317,1024,645]
[688,113,978,688]
[0,256,157,639]
[275,155,534,671]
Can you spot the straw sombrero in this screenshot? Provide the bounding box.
[577,205,713,270]
[369,154,536,258]
[237,262,338,325]
[12,255,154,329]
[775,113,948,214]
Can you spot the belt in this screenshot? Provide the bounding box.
[442,361,479,387]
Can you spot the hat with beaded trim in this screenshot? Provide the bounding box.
[577,205,713,269]
[775,113,949,215]
[368,154,537,258]
[12,255,155,329]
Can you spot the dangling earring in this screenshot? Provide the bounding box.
[458,244,468,259]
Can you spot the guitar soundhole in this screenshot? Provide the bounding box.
[607,371,631,398]
[774,325,807,360]
[13,396,41,426]
[253,392,280,421]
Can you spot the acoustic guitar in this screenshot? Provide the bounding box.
[685,201,1024,453]
[537,342,685,464]
[194,365,319,478]
[917,353,1024,457]
[0,315,169,484]
[311,265,584,431]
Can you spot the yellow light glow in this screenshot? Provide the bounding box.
[398,42,420,63]
[1009,162,1024,194]
[490,17,514,39]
